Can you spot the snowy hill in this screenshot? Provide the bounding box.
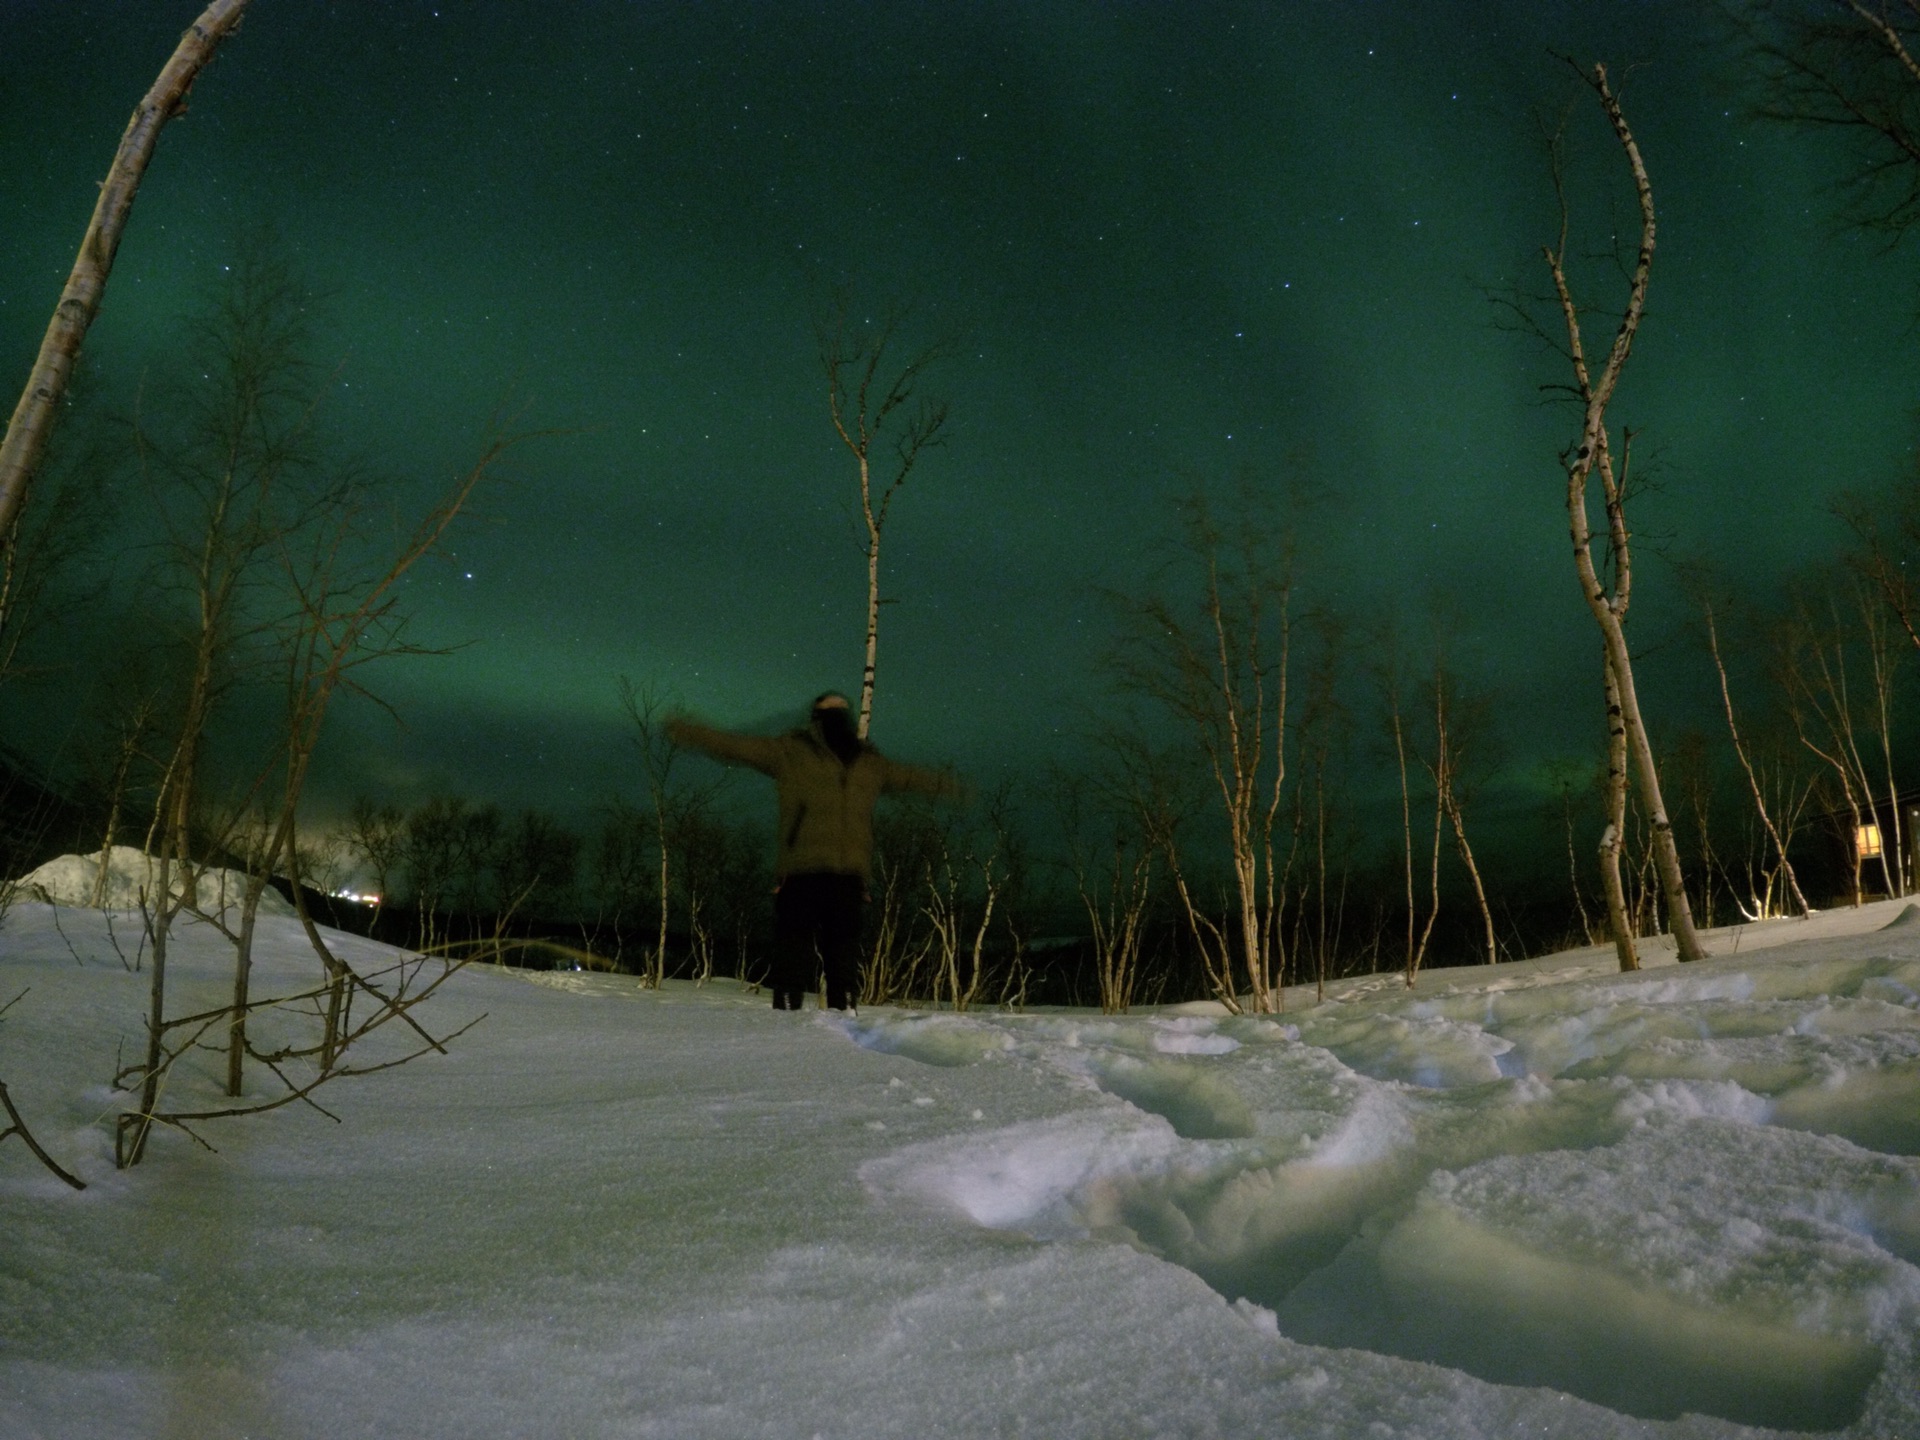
[11,844,295,918]
[1,900,1916,1438]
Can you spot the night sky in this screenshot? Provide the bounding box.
[2,1,1913,868]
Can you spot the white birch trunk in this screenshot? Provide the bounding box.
[1546,62,1706,964]
[0,0,252,542]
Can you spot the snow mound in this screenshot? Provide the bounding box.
[1278,1118,1907,1430]
[856,941,1920,1435]
[1881,902,1920,931]
[12,845,294,918]
[1301,1191,1884,1429]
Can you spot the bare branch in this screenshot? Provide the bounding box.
[0,1079,86,1190]
[817,293,956,738]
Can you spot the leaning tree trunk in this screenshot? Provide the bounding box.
[1598,649,1639,971]
[1445,792,1498,966]
[1546,62,1707,965]
[0,0,252,543]
[1576,464,1707,962]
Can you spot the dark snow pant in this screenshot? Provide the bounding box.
[771,872,865,1011]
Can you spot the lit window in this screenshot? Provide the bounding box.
[1857,823,1884,860]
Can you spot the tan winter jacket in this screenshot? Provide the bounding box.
[666,719,960,882]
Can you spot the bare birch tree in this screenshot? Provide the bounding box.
[862,802,945,1006]
[123,245,334,1154]
[618,679,683,987]
[118,417,526,1158]
[400,797,492,955]
[1110,484,1298,1013]
[1838,484,1920,678]
[341,797,407,926]
[80,667,166,908]
[1423,654,1500,966]
[1055,761,1162,1014]
[1734,731,1821,919]
[103,244,535,1157]
[1667,729,1731,930]
[1699,591,1814,915]
[1850,570,1910,894]
[1374,627,1441,985]
[1732,4,1920,898]
[236,427,528,1094]
[1531,63,1707,964]
[617,679,729,987]
[495,810,582,931]
[1286,611,1352,1000]
[1543,758,1604,947]
[922,823,1005,1014]
[1780,577,1907,900]
[818,298,951,739]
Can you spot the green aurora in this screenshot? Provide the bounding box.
[2,0,1914,889]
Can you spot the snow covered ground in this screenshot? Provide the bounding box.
[2,894,1918,1439]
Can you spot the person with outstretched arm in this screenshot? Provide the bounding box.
[667,692,962,1012]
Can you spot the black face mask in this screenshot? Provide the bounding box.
[813,705,862,765]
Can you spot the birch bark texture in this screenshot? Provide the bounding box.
[0,0,253,547]
[1542,62,1707,965]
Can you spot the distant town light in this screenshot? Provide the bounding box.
[1856,823,1883,860]
[331,889,381,905]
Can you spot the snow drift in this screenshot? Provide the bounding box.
[3,898,1918,1438]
